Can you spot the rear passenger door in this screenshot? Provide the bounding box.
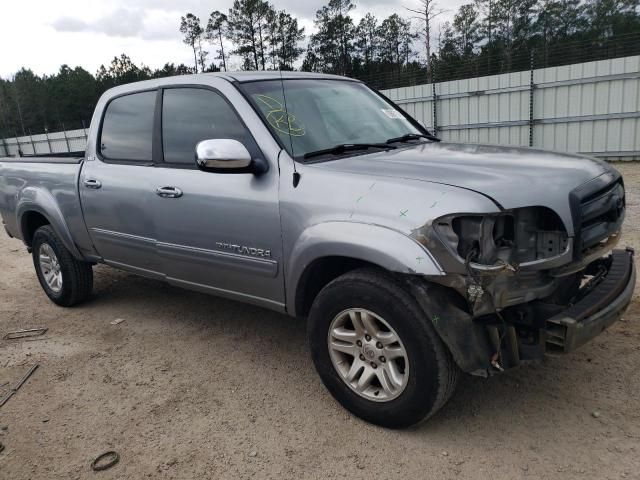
[150,85,285,309]
[80,90,161,278]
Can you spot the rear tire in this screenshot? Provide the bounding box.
[307,268,458,428]
[32,225,93,307]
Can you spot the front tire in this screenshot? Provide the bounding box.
[32,225,93,307]
[307,269,458,428]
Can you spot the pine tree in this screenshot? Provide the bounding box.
[180,14,205,73]
[227,0,274,70]
[306,0,356,75]
[206,11,229,71]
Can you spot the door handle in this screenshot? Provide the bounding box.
[83,179,102,189]
[155,186,183,198]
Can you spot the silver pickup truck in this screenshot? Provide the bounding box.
[0,72,635,428]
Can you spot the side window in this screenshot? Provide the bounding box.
[162,88,254,164]
[100,91,155,162]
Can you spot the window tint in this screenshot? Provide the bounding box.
[162,88,252,164]
[100,91,155,162]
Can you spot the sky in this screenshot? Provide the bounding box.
[0,0,466,78]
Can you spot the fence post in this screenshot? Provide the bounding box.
[28,129,36,155]
[61,123,71,152]
[529,52,535,147]
[1,137,8,157]
[431,69,438,136]
[44,128,52,153]
[14,131,23,157]
[82,120,88,140]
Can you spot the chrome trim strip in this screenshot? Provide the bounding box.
[89,230,279,278]
[91,228,154,244]
[157,241,279,278]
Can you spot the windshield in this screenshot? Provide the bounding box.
[240,79,428,160]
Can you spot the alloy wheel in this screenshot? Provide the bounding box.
[328,308,409,402]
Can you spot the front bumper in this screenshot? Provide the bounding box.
[545,248,636,353]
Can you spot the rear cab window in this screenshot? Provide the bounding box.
[99,91,156,162]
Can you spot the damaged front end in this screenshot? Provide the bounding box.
[410,175,634,376]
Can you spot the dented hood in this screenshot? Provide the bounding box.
[315,141,612,213]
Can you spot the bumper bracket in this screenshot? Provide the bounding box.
[545,249,635,353]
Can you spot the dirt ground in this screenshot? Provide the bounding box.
[0,164,639,480]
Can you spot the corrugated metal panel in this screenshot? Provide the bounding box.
[383,55,640,161]
[1,128,87,156]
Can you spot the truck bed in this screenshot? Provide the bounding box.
[0,155,91,254]
[0,151,84,164]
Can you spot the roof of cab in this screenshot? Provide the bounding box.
[100,71,360,99]
[214,71,360,83]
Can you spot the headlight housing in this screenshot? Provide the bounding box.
[429,207,569,269]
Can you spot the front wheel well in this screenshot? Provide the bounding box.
[295,256,382,318]
[21,211,50,247]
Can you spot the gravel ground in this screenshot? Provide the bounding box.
[0,163,639,480]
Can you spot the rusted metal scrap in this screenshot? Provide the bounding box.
[3,328,48,340]
[91,451,120,471]
[0,364,39,408]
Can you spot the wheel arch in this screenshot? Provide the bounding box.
[294,256,381,318]
[21,210,50,246]
[287,222,443,317]
[17,189,83,259]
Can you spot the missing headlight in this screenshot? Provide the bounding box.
[452,215,515,264]
[434,207,568,267]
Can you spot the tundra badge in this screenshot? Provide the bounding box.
[216,242,272,258]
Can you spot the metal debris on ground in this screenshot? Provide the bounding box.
[0,364,39,408]
[91,451,120,471]
[110,318,125,325]
[3,328,48,340]
[0,442,4,454]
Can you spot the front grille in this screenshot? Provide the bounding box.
[572,176,625,257]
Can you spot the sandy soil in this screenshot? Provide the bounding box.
[0,163,639,480]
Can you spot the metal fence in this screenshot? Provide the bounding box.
[2,54,639,161]
[381,55,640,161]
[0,127,88,157]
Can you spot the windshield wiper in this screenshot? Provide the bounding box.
[303,143,395,160]
[385,132,440,144]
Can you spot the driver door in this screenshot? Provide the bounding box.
[149,85,285,310]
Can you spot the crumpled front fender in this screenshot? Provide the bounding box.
[286,221,443,315]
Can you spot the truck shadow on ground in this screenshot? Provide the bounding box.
[87,265,639,438]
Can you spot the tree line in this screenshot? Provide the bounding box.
[0,56,197,138]
[1,0,639,138]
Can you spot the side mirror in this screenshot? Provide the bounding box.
[195,139,253,172]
